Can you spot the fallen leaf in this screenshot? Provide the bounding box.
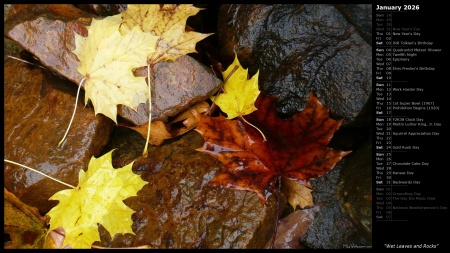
[195,113,275,202]
[47,227,69,249]
[122,101,210,146]
[46,150,147,248]
[120,120,172,146]
[4,188,55,249]
[265,204,323,249]
[169,101,210,136]
[73,15,157,123]
[119,4,211,156]
[212,52,260,119]
[120,4,212,65]
[246,92,351,182]
[195,92,350,205]
[281,178,314,210]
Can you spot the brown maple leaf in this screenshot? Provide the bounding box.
[120,101,210,146]
[195,91,350,205]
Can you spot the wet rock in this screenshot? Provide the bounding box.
[4,4,92,84]
[217,4,272,65]
[328,124,371,153]
[101,126,146,168]
[4,4,222,124]
[335,4,372,45]
[3,4,24,59]
[217,4,372,127]
[336,138,372,243]
[97,131,281,248]
[74,4,125,16]
[119,56,222,125]
[300,162,370,248]
[3,58,114,215]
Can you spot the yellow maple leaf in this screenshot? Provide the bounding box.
[119,4,211,157]
[281,178,314,210]
[73,15,158,123]
[120,4,212,66]
[46,150,147,249]
[213,53,260,119]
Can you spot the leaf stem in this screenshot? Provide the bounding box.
[4,159,76,189]
[6,55,47,69]
[224,65,239,84]
[142,65,151,157]
[239,116,267,142]
[207,65,237,116]
[206,87,224,116]
[58,78,85,148]
[269,175,282,248]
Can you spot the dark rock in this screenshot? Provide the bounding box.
[74,4,125,16]
[217,4,272,65]
[328,124,372,153]
[3,58,114,215]
[4,4,222,124]
[97,131,281,248]
[337,138,372,243]
[334,4,372,45]
[100,127,146,168]
[300,161,370,248]
[217,4,372,127]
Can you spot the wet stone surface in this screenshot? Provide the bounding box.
[4,4,92,84]
[119,55,222,125]
[337,138,372,244]
[74,4,124,16]
[3,58,114,215]
[97,130,280,248]
[3,4,373,249]
[4,4,222,125]
[335,4,372,45]
[216,5,373,247]
[218,4,372,127]
[300,161,370,248]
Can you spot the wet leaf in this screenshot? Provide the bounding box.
[4,188,55,249]
[281,178,314,209]
[120,4,212,66]
[120,121,172,146]
[73,15,157,123]
[195,92,350,205]
[122,101,210,146]
[265,204,323,249]
[119,4,211,156]
[47,227,68,249]
[212,52,260,119]
[168,101,211,136]
[46,150,147,248]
